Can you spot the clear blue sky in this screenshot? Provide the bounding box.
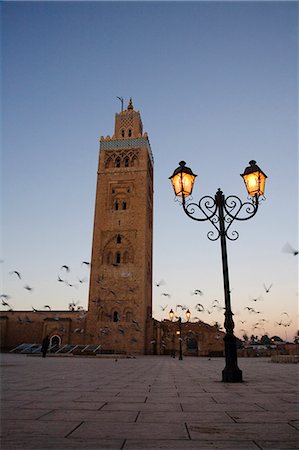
[1,1,298,341]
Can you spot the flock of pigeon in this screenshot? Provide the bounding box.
[1,242,297,340]
[155,242,297,340]
[0,262,90,314]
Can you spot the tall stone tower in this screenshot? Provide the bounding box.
[86,99,154,355]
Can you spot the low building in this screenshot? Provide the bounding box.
[0,310,225,356]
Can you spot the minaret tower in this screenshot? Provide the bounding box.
[86,99,154,354]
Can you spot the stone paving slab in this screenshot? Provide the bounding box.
[69,421,189,440]
[227,410,298,423]
[101,401,183,411]
[187,422,298,440]
[21,400,106,410]
[1,419,80,438]
[38,410,139,422]
[1,438,124,450]
[1,354,298,450]
[254,441,299,450]
[123,440,261,449]
[181,401,265,412]
[137,411,234,423]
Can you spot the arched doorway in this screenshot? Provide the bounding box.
[50,335,61,352]
[186,338,198,355]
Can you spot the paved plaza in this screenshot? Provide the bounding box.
[0,354,298,450]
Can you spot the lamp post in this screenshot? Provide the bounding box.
[169,308,191,360]
[169,160,267,382]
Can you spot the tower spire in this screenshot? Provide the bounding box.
[127,97,134,110]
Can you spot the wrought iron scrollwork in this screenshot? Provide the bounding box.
[182,189,259,242]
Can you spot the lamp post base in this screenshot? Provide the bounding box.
[222,366,243,383]
[222,333,243,383]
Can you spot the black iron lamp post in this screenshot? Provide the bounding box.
[169,160,267,382]
[169,308,191,360]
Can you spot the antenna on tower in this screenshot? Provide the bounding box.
[117,96,124,112]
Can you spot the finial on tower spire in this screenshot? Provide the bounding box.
[127,97,134,110]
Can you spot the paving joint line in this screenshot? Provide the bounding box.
[288,421,299,430]
[252,439,263,449]
[225,411,238,422]
[64,421,84,438]
[36,408,56,419]
[134,411,141,422]
[184,422,191,440]
[97,402,107,410]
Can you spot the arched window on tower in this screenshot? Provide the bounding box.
[115,252,121,264]
[105,157,113,169]
[113,311,120,322]
[128,129,132,137]
[125,311,132,322]
[122,201,127,210]
[124,157,129,167]
[114,201,119,211]
[116,235,122,244]
[132,155,139,167]
[115,157,121,168]
[121,129,125,138]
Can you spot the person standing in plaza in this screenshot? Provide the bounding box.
[41,335,50,358]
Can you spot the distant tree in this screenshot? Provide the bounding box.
[236,336,243,349]
[260,335,271,346]
[270,335,283,343]
[250,334,258,344]
[242,333,249,342]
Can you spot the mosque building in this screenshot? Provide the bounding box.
[0,100,224,357]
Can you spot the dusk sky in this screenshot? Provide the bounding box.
[1,1,298,341]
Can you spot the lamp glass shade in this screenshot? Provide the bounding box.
[241,160,267,197]
[169,161,197,198]
[169,309,174,321]
[186,309,191,321]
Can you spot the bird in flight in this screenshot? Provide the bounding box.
[212,299,220,308]
[82,261,90,266]
[78,277,87,284]
[282,242,298,256]
[155,279,165,287]
[44,305,51,310]
[161,292,171,297]
[263,283,273,293]
[176,304,187,311]
[10,271,21,279]
[1,299,11,307]
[160,304,168,311]
[192,289,203,296]
[61,265,70,272]
[24,285,33,292]
[195,303,205,312]
[57,275,65,283]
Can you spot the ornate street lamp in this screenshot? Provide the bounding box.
[169,160,267,382]
[169,308,191,360]
[186,309,191,321]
